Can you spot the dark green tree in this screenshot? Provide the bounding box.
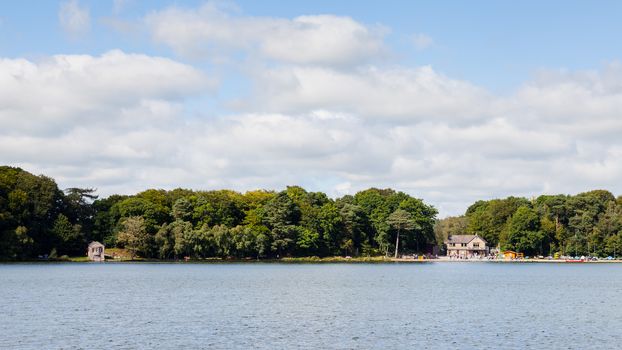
[52,213,84,255]
[504,206,544,255]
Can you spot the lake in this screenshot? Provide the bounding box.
[1,262,621,349]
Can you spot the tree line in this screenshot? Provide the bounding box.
[0,166,437,260]
[4,166,621,260]
[435,190,622,257]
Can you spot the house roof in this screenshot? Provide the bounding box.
[88,241,104,248]
[445,235,487,244]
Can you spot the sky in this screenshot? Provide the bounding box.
[2,0,622,216]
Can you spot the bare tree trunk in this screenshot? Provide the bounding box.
[394,228,400,258]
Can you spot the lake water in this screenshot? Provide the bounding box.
[1,262,621,349]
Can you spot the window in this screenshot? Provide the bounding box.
[473,243,480,248]
[461,243,467,247]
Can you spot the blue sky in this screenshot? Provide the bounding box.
[3,0,622,91]
[2,0,622,216]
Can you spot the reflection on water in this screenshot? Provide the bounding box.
[1,262,621,349]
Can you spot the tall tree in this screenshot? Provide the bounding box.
[504,206,544,255]
[52,213,84,255]
[63,187,98,234]
[262,192,301,257]
[338,203,365,256]
[399,197,437,252]
[387,209,417,258]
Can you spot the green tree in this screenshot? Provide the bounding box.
[210,225,233,258]
[262,192,301,257]
[467,197,529,247]
[0,226,34,259]
[172,220,197,258]
[353,188,394,253]
[63,188,98,236]
[116,216,150,259]
[248,224,271,258]
[192,190,245,228]
[338,203,365,256]
[434,216,468,250]
[387,209,417,258]
[155,223,175,259]
[296,227,321,256]
[91,194,128,245]
[172,198,193,222]
[605,234,622,258]
[399,197,437,252]
[52,213,84,255]
[318,202,343,255]
[113,197,169,234]
[504,206,544,255]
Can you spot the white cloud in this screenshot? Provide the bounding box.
[242,65,491,122]
[59,0,91,37]
[0,50,210,136]
[143,2,387,65]
[507,63,622,134]
[412,33,433,50]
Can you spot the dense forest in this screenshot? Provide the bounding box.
[3,166,622,260]
[0,166,437,260]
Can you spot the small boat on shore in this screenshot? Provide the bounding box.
[565,259,585,263]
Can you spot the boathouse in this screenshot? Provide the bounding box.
[87,241,105,262]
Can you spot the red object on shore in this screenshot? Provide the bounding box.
[565,259,584,263]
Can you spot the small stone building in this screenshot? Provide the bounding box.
[87,241,105,262]
[445,235,488,258]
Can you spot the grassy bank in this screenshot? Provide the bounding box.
[280,256,394,263]
[61,254,397,263]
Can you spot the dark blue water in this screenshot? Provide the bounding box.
[1,262,621,349]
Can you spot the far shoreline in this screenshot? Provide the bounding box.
[3,256,622,264]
